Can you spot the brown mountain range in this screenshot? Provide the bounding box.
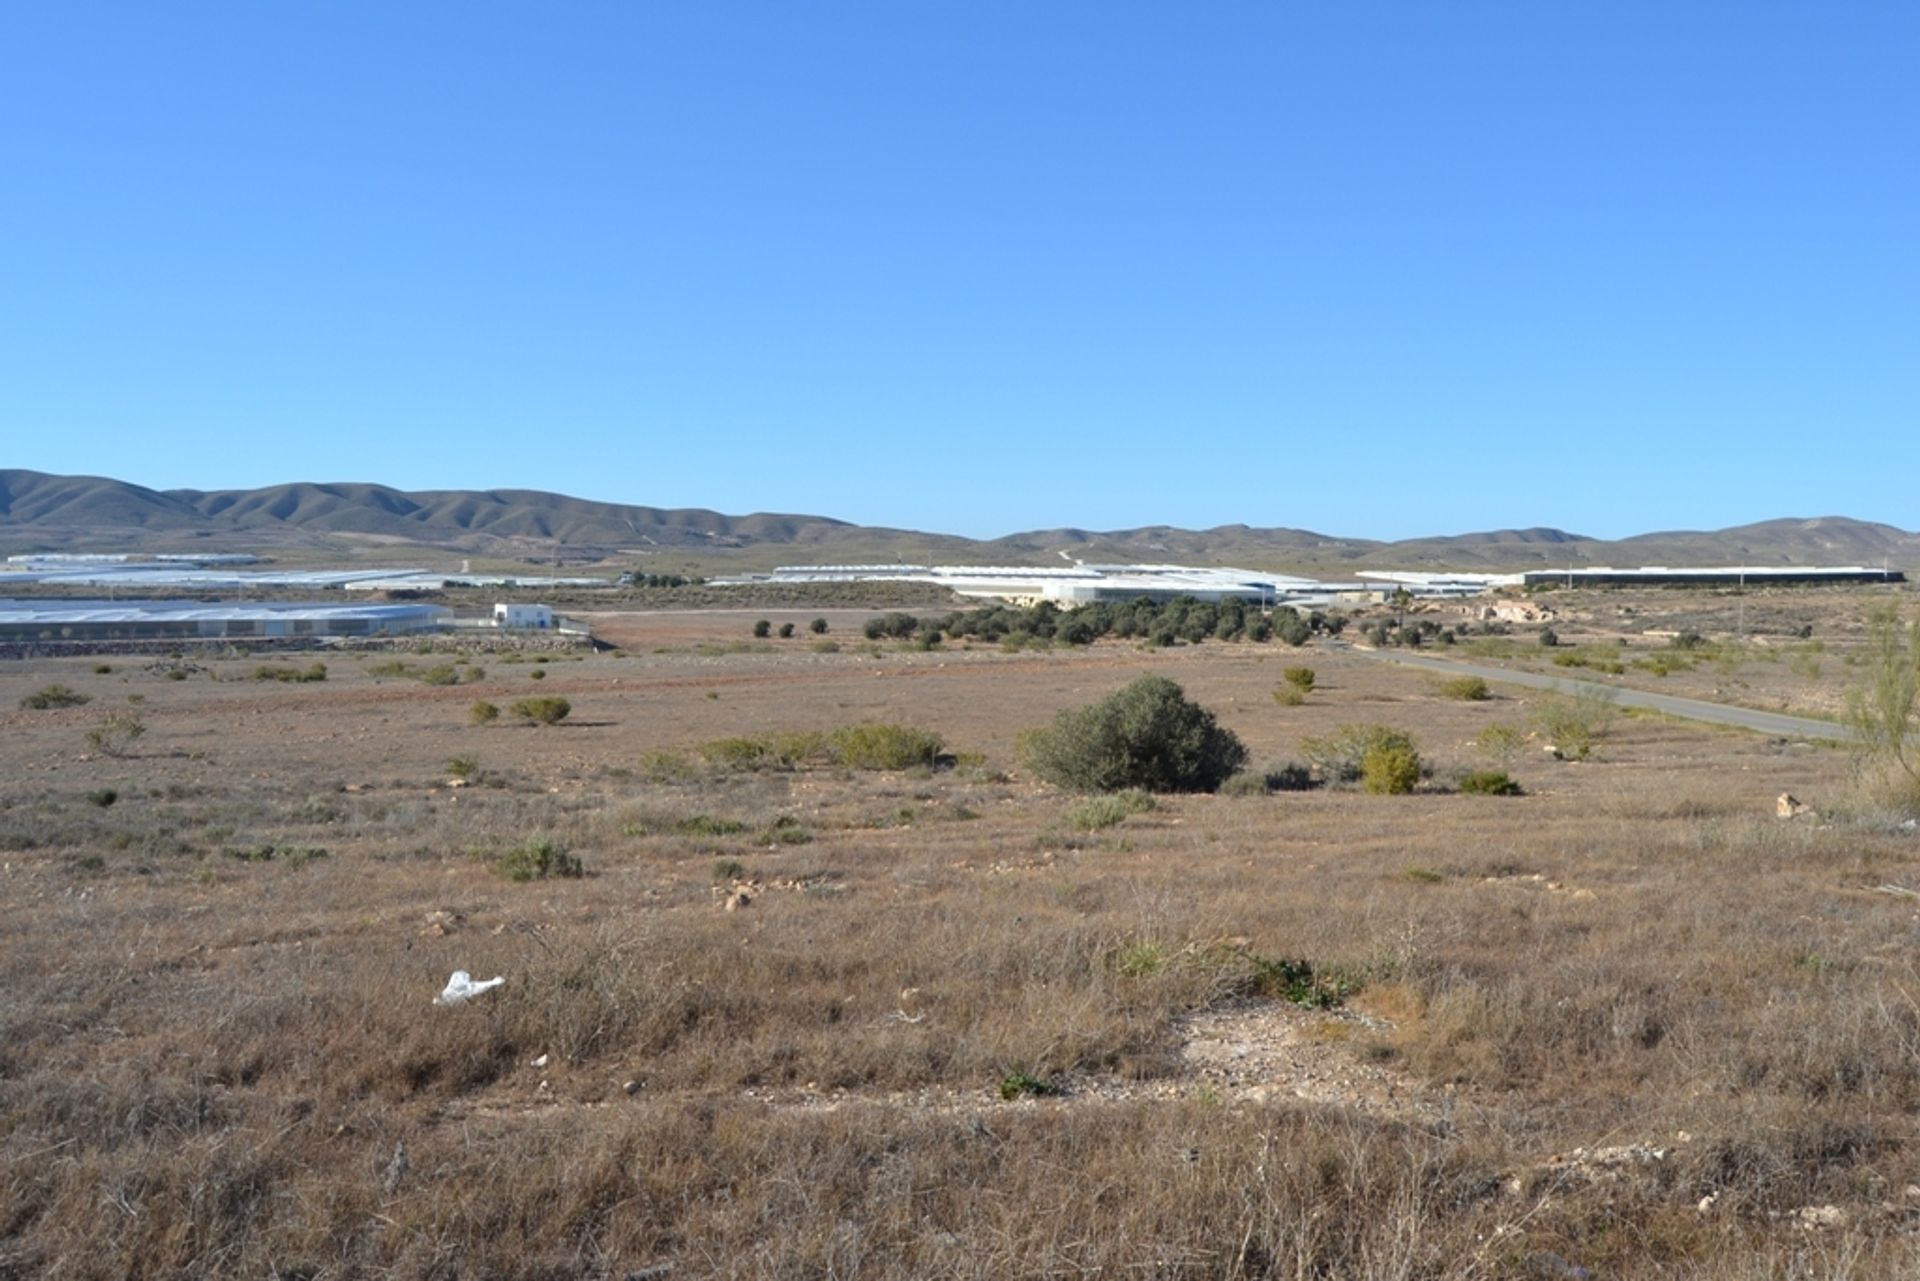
[2,469,1914,574]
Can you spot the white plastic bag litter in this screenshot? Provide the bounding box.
[434,970,506,1006]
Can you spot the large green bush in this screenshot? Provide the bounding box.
[1019,675,1247,793]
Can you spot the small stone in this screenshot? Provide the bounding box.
[1776,792,1812,819]
[531,1053,550,1068]
[623,1078,643,1095]
[724,890,751,911]
[1796,1204,1846,1230]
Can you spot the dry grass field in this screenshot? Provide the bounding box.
[4,603,1920,1279]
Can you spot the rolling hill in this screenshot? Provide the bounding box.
[2,469,1915,573]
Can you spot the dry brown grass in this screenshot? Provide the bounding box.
[3,610,1920,1277]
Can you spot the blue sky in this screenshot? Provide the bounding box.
[3,3,1915,540]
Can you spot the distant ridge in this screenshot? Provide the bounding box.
[2,470,1915,573]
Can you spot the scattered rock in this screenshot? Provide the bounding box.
[446,777,469,789]
[530,1053,550,1069]
[1776,793,1812,819]
[724,890,751,911]
[623,1078,643,1095]
[1795,1204,1847,1230]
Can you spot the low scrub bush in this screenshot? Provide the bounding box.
[85,713,147,758]
[1457,770,1522,796]
[224,843,329,866]
[509,697,572,725]
[1282,666,1316,692]
[1436,675,1490,701]
[1066,788,1157,831]
[469,700,500,725]
[249,662,327,683]
[1271,684,1306,707]
[487,838,584,882]
[20,684,89,710]
[1221,763,1317,796]
[1019,675,1247,793]
[827,723,944,770]
[1474,723,1527,769]
[1247,955,1356,1008]
[694,725,942,773]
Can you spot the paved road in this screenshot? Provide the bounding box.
[1330,643,1858,743]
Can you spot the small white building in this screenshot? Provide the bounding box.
[493,603,554,630]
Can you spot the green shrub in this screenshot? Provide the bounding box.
[1248,955,1354,1008]
[809,617,829,635]
[1066,789,1157,830]
[20,684,90,710]
[1282,666,1316,692]
[488,838,584,882]
[1271,684,1306,707]
[1539,627,1559,647]
[447,755,481,781]
[469,700,500,725]
[92,663,113,675]
[1437,675,1490,701]
[1361,743,1422,794]
[778,622,795,639]
[85,788,118,808]
[998,1070,1063,1100]
[528,668,547,681]
[675,814,749,837]
[827,723,944,770]
[509,696,571,725]
[1458,770,1522,796]
[1019,675,1247,794]
[224,843,329,867]
[752,619,771,638]
[1300,724,1418,784]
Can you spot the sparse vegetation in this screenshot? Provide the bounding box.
[1282,666,1316,692]
[1019,675,1247,793]
[469,699,501,725]
[3,588,1913,1277]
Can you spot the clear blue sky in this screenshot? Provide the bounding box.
[4,3,1915,540]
